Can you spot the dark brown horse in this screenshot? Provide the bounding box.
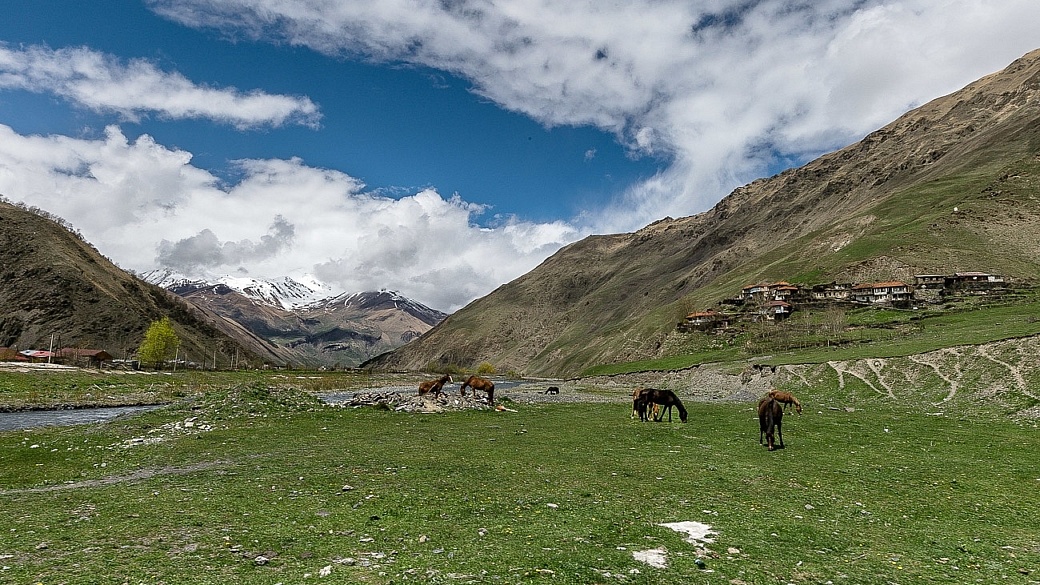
[767,390,802,414]
[631,387,660,420]
[418,374,453,397]
[758,396,784,451]
[635,388,687,423]
[460,375,495,405]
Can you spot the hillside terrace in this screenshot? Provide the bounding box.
[678,271,1008,332]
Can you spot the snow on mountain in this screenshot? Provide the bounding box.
[141,270,335,310]
[139,270,448,367]
[221,275,334,310]
[308,289,446,325]
[139,268,205,289]
[139,271,446,320]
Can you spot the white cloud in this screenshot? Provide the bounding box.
[148,0,1040,230]
[0,43,321,129]
[0,124,576,311]
[3,2,1039,312]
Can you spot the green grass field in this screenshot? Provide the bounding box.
[2,378,1037,584]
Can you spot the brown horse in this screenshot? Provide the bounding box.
[418,374,453,397]
[767,390,802,414]
[460,375,495,405]
[758,396,784,451]
[635,388,687,423]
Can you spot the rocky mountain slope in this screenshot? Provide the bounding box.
[369,48,1040,378]
[0,200,281,367]
[155,278,446,368]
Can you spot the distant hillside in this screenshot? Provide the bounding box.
[369,48,1040,377]
[0,200,281,367]
[156,278,446,368]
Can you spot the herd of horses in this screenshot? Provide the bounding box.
[417,374,495,405]
[632,386,800,451]
[419,374,799,451]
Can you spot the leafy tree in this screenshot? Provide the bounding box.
[138,317,181,370]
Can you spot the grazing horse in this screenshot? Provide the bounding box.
[758,396,784,451]
[767,390,802,414]
[635,388,687,423]
[631,387,661,420]
[460,375,495,405]
[418,374,453,397]
[544,386,560,395]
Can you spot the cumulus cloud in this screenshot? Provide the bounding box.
[148,0,1040,230]
[157,215,296,272]
[0,43,321,128]
[0,124,576,311]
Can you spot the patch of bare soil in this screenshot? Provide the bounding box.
[0,461,229,495]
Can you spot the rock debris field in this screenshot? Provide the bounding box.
[323,380,623,414]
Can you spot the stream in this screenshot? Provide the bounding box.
[0,380,545,431]
[0,405,162,432]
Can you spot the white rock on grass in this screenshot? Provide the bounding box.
[633,548,668,569]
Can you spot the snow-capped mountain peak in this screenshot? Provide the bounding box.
[220,275,333,310]
[140,270,335,310]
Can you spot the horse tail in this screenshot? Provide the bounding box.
[764,400,777,450]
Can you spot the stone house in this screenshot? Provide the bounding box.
[852,281,912,304]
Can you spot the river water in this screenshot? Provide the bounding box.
[0,405,162,432]
[0,380,551,431]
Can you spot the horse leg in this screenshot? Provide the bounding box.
[776,419,784,449]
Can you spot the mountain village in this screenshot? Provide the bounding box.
[679,271,1008,332]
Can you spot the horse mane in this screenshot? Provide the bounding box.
[674,395,688,419]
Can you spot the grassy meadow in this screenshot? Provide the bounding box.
[1,373,1038,584]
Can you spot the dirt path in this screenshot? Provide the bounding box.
[0,461,229,495]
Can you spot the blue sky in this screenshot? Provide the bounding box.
[1,1,1039,311]
[1,0,660,224]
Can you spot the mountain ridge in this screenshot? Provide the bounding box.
[367,48,1040,377]
[149,275,447,368]
[0,203,446,369]
[0,199,277,366]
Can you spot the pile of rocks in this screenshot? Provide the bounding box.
[338,390,496,413]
